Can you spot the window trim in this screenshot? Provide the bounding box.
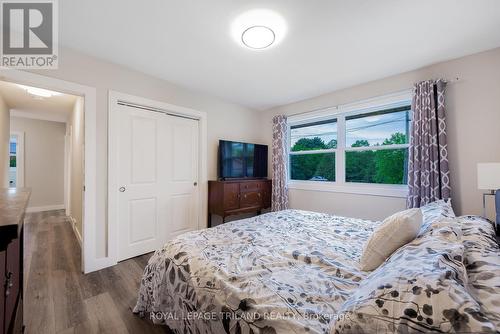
[288,118,338,182]
[287,90,412,198]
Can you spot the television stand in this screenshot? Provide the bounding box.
[208,179,272,227]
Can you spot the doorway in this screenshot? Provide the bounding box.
[8,132,24,188]
[0,69,98,273]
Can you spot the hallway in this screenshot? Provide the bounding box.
[24,210,169,333]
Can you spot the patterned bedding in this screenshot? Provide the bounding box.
[134,208,500,334]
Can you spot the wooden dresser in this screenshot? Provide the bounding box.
[208,179,272,227]
[0,188,30,334]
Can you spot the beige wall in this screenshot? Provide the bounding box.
[31,47,263,258]
[261,47,500,220]
[25,46,500,258]
[68,97,84,237]
[0,95,9,187]
[10,117,66,208]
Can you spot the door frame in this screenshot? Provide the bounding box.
[9,131,24,188]
[64,125,72,217]
[108,91,208,264]
[0,69,97,273]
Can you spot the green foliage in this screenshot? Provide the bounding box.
[351,140,370,148]
[383,132,406,145]
[374,149,406,184]
[291,137,327,152]
[10,156,16,168]
[326,139,337,149]
[346,150,376,183]
[291,153,335,181]
[372,132,407,184]
[290,137,336,181]
[291,133,407,184]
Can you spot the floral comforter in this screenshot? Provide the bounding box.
[134,209,500,334]
[134,210,381,333]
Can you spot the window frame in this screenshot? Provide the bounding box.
[287,91,412,198]
[289,118,338,182]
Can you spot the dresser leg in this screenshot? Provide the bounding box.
[207,213,212,228]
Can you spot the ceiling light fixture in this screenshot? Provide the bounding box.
[18,84,62,98]
[231,9,286,50]
[241,26,275,49]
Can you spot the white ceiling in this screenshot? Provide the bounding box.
[60,0,500,110]
[0,80,77,122]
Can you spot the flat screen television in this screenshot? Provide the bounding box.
[218,140,268,179]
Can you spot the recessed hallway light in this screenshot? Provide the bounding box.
[17,84,62,98]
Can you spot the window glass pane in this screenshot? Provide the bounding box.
[290,152,335,181]
[346,107,410,147]
[290,120,337,152]
[9,136,17,188]
[346,148,408,184]
[10,141,16,154]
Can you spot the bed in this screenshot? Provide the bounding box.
[134,203,500,334]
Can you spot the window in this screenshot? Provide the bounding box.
[287,93,411,196]
[9,135,17,187]
[345,106,410,185]
[290,119,337,181]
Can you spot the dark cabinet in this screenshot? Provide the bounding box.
[208,179,272,227]
[223,183,240,211]
[4,238,21,334]
[0,188,29,334]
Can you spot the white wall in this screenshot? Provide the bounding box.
[0,95,9,187]
[261,47,500,221]
[10,117,66,208]
[30,47,263,258]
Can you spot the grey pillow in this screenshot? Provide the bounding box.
[419,199,456,235]
[334,227,496,333]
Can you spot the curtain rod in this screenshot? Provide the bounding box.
[286,77,461,118]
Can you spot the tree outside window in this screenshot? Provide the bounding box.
[289,105,411,185]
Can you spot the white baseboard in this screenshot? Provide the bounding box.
[26,204,65,213]
[68,216,82,247]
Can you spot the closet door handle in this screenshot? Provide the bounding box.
[193,182,198,186]
[119,186,126,192]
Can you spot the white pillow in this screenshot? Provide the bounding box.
[359,208,423,271]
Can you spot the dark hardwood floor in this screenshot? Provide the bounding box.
[24,210,170,334]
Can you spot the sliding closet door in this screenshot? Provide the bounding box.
[116,105,169,261]
[166,115,200,239]
[116,104,200,261]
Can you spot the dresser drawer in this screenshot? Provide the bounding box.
[240,190,262,208]
[240,181,263,192]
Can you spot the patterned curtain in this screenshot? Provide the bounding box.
[271,115,289,211]
[407,80,451,208]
